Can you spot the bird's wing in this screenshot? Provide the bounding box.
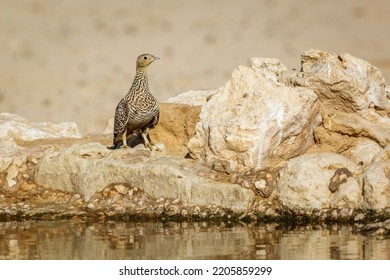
[113,98,130,134]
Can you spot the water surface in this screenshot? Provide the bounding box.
[0,221,389,260]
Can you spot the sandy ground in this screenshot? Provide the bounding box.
[1,0,389,133]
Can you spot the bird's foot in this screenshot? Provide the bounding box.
[107,142,125,150]
[107,144,120,150]
[144,142,153,150]
[121,144,129,149]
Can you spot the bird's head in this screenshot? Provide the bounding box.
[136,54,160,68]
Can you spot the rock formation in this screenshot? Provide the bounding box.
[277,153,362,210]
[362,160,390,210]
[293,50,390,146]
[185,58,320,172]
[1,49,389,223]
[0,112,81,141]
[35,142,254,210]
[0,113,81,190]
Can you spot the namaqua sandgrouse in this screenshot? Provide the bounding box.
[108,54,160,150]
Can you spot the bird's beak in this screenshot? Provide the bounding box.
[154,56,160,60]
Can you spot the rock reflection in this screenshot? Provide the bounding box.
[0,221,389,260]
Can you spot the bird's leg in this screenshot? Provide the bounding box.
[108,132,123,149]
[121,128,128,148]
[141,128,153,150]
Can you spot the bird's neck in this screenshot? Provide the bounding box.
[130,66,149,94]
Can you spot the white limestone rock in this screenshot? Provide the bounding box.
[188,58,320,171]
[298,50,390,147]
[0,113,81,189]
[167,90,219,107]
[247,57,288,82]
[363,161,390,210]
[35,143,255,211]
[342,138,383,166]
[372,144,390,163]
[0,113,81,141]
[277,153,363,210]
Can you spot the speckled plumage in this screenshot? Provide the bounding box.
[108,54,160,149]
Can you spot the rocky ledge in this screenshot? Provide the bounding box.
[1,50,390,228]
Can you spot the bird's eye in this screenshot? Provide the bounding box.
[143,56,147,60]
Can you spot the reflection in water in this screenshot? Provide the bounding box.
[0,221,389,260]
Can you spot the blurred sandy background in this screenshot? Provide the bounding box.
[1,0,389,133]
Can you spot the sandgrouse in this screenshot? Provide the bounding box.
[108,54,160,150]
